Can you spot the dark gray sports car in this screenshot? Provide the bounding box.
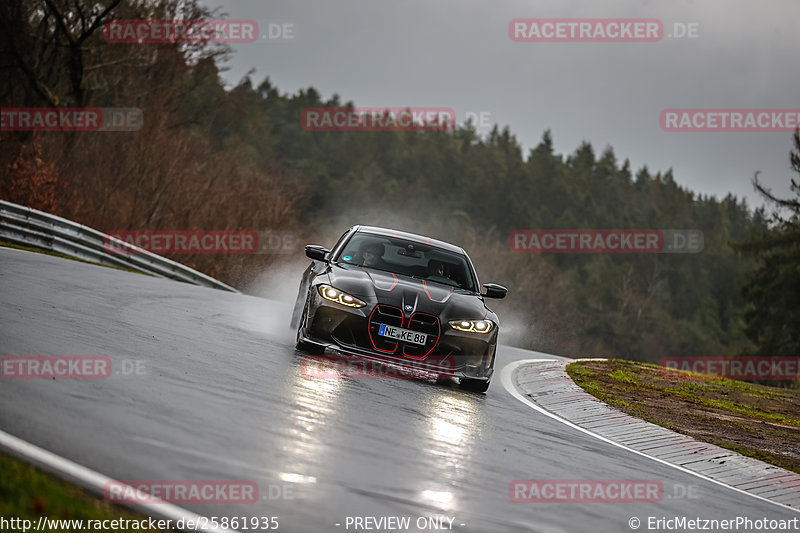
[290,225,507,392]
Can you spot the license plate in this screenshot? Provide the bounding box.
[378,324,427,345]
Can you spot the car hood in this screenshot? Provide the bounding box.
[326,263,489,319]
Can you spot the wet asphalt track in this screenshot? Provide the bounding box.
[1,247,797,532]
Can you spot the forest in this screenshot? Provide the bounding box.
[2,0,798,361]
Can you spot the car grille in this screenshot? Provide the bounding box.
[367,305,440,358]
[402,313,440,358]
[367,305,404,353]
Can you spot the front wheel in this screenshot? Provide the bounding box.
[458,378,490,393]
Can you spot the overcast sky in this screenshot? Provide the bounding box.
[199,0,799,210]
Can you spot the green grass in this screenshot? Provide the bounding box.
[566,359,800,474]
[658,379,800,427]
[566,364,646,416]
[608,368,640,384]
[0,452,166,532]
[692,397,800,427]
[567,364,597,377]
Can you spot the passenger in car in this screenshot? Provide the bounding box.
[428,260,446,277]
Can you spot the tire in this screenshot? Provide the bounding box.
[296,299,325,354]
[458,378,490,393]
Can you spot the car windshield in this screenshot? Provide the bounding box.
[335,233,477,292]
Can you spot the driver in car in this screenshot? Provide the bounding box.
[359,242,385,268]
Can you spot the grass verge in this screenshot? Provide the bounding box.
[566,359,800,474]
[0,451,167,531]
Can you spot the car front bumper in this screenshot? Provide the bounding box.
[301,298,496,380]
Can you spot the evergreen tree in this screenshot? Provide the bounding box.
[733,131,800,356]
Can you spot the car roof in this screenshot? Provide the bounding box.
[353,225,465,255]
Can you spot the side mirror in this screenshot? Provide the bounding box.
[482,283,507,299]
[305,245,330,262]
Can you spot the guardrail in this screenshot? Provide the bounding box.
[0,200,239,293]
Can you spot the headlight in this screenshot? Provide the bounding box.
[449,319,494,333]
[318,284,366,308]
